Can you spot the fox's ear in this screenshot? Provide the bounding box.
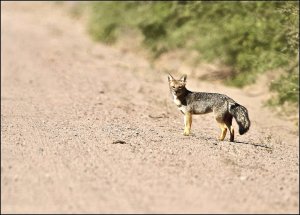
[180,74,187,83]
[168,73,174,82]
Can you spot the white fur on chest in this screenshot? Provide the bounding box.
[173,94,187,113]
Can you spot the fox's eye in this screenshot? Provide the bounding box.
[172,86,175,89]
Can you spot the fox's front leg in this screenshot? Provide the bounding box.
[183,112,192,136]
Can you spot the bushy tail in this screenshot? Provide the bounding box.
[229,103,250,135]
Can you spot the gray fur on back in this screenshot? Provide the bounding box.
[186,92,235,115]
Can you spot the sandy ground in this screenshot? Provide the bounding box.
[1,2,299,214]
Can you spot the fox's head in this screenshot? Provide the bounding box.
[168,73,187,96]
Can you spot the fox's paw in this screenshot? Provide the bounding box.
[183,130,190,136]
[218,137,225,141]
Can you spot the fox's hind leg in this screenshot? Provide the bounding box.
[214,107,232,141]
[224,115,234,142]
[214,107,228,141]
[217,122,227,141]
[229,126,234,142]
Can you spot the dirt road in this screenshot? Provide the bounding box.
[1,2,299,213]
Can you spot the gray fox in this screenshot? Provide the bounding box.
[168,74,250,142]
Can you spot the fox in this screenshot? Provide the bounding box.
[168,73,250,142]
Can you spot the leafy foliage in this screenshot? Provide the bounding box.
[86,1,299,107]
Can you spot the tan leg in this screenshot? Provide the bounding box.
[183,112,192,136]
[218,123,227,141]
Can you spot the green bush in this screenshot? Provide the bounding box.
[85,1,299,108]
[269,60,299,106]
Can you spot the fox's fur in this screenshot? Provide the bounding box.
[168,74,250,142]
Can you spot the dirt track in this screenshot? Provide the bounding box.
[1,2,299,213]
